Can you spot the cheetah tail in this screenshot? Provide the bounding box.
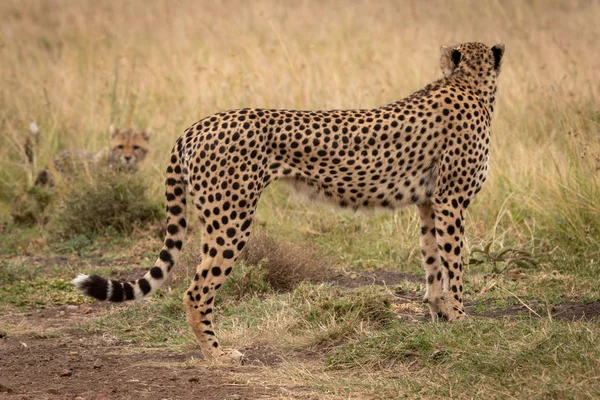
[72,144,188,302]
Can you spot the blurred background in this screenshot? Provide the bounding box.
[0,0,598,264]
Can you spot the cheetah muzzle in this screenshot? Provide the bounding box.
[73,42,506,363]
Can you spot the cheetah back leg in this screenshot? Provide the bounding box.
[433,198,467,321]
[183,208,255,364]
[418,203,450,321]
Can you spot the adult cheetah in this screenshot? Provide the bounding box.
[74,42,505,364]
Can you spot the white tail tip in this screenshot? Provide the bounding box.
[71,274,89,289]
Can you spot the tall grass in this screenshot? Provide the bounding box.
[0,0,598,255]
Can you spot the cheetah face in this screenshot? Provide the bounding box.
[108,125,151,170]
[440,42,505,77]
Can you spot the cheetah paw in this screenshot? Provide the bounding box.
[424,296,450,322]
[425,295,467,322]
[205,348,246,365]
[445,303,466,321]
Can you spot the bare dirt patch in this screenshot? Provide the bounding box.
[551,299,600,321]
[466,299,600,321]
[0,299,315,400]
[0,333,305,400]
[0,303,118,332]
[330,269,422,288]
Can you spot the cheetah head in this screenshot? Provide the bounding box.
[108,125,151,170]
[440,42,505,78]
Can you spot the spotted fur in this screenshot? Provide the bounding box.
[73,42,505,364]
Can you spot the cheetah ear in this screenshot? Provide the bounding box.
[143,128,151,142]
[29,122,39,136]
[491,43,505,72]
[440,46,461,77]
[109,124,119,139]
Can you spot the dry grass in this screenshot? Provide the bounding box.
[175,230,332,301]
[51,170,164,238]
[239,231,333,290]
[1,0,598,251]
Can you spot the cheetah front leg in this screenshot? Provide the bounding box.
[183,256,244,364]
[432,198,467,321]
[182,218,254,364]
[418,203,450,321]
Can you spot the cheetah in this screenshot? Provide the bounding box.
[34,125,151,186]
[73,42,505,364]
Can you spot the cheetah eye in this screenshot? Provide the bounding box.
[117,145,124,150]
[133,145,140,150]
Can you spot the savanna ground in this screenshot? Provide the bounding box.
[1,0,599,399]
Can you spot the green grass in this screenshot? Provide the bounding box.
[326,319,600,399]
[0,224,43,256]
[1,180,599,398]
[78,289,194,348]
[0,258,81,309]
[0,278,79,308]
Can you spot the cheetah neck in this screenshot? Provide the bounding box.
[449,71,499,117]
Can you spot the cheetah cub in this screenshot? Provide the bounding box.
[34,125,150,186]
[74,42,505,364]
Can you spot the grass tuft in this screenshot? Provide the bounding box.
[52,171,164,239]
[291,285,397,348]
[10,185,55,226]
[239,231,333,291]
[219,262,272,301]
[302,287,395,329]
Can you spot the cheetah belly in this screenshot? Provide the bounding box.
[274,155,438,211]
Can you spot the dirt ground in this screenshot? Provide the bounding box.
[0,303,308,400]
[0,337,288,400]
[1,269,599,400]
